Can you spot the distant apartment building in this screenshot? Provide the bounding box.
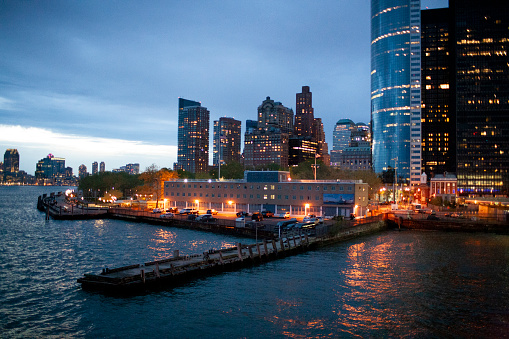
[3,149,19,174]
[163,171,369,217]
[100,161,105,173]
[213,117,241,166]
[243,97,293,169]
[92,161,98,175]
[175,98,209,173]
[79,164,87,179]
[113,163,140,175]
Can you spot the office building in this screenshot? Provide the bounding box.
[213,117,241,166]
[92,162,98,175]
[163,171,369,217]
[421,7,456,179]
[294,86,314,138]
[338,123,372,171]
[176,98,210,173]
[452,0,509,196]
[243,97,293,169]
[371,0,422,184]
[35,154,66,179]
[330,119,356,167]
[420,1,509,196]
[313,118,330,165]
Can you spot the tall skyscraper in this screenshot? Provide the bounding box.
[294,86,314,137]
[451,0,509,195]
[213,117,241,166]
[100,161,105,173]
[421,7,456,178]
[92,161,98,175]
[330,119,356,167]
[420,1,509,196]
[243,97,293,169]
[3,149,19,174]
[176,98,210,173]
[371,0,422,184]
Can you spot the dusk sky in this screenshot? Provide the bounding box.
[1,0,448,174]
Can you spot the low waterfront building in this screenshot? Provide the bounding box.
[430,172,457,203]
[163,171,369,217]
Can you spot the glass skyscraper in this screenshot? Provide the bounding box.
[176,98,210,173]
[371,0,421,184]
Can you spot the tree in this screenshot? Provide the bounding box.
[219,161,244,179]
[78,171,142,200]
[138,164,178,208]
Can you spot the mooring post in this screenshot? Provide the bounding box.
[237,243,243,261]
[263,240,269,257]
[170,263,175,276]
[218,251,224,265]
[280,238,285,251]
[272,239,278,254]
[155,263,160,278]
[140,269,145,283]
[293,236,297,248]
[256,242,262,259]
[248,246,254,259]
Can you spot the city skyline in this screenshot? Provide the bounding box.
[0,0,448,173]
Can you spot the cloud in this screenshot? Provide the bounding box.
[0,124,177,172]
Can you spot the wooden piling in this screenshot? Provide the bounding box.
[237,243,243,261]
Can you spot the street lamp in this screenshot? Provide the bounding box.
[305,203,310,216]
[195,200,199,212]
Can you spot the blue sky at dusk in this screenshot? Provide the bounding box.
[0,0,448,173]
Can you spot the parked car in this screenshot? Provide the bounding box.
[180,208,199,215]
[251,212,264,221]
[276,218,297,228]
[236,211,249,217]
[197,214,216,222]
[166,207,178,213]
[261,210,274,218]
[152,208,163,213]
[303,215,314,223]
[283,211,290,218]
[206,209,218,215]
[160,212,174,218]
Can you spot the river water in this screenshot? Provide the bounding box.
[1,186,508,338]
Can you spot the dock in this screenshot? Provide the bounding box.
[77,220,387,294]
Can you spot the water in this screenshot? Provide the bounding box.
[1,186,508,338]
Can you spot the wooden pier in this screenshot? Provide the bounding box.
[77,220,387,294]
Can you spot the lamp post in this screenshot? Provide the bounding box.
[195,200,199,212]
[305,203,310,217]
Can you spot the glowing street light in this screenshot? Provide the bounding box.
[195,199,199,211]
[305,203,310,216]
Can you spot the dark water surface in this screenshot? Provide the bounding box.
[1,186,508,338]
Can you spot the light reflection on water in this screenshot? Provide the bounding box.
[1,187,509,338]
